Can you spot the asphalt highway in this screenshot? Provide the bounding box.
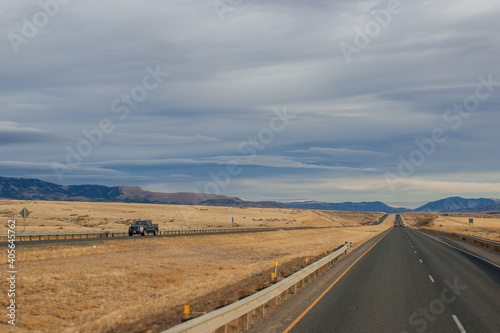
[1,229,280,247]
[371,213,389,225]
[250,227,500,333]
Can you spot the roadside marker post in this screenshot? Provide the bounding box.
[19,208,30,233]
[181,304,206,322]
[274,260,278,279]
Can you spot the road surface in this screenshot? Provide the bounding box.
[371,213,389,225]
[1,228,284,247]
[250,227,500,333]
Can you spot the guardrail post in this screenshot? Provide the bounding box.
[238,312,249,331]
[280,290,288,302]
[269,296,278,308]
[255,304,265,318]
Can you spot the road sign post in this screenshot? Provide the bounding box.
[231,217,235,228]
[19,208,30,233]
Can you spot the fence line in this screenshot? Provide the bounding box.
[0,226,324,242]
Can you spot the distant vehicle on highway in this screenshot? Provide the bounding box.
[128,220,159,236]
[393,214,406,227]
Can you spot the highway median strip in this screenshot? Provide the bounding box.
[0,226,322,243]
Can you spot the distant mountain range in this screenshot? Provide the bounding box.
[284,201,411,214]
[286,197,500,213]
[412,196,500,213]
[0,177,498,213]
[0,176,286,209]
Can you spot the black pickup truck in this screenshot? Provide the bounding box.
[128,220,159,236]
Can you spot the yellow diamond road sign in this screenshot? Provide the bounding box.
[19,208,30,219]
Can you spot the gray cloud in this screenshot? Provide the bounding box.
[1,0,499,202]
[0,122,60,145]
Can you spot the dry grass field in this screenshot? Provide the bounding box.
[0,200,390,332]
[0,199,353,233]
[402,212,500,241]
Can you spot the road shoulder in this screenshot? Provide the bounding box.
[414,228,500,267]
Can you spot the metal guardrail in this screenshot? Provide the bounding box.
[421,228,500,252]
[0,226,320,242]
[162,242,351,333]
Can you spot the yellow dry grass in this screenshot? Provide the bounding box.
[0,200,392,332]
[402,212,500,241]
[0,200,338,232]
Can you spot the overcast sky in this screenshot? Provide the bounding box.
[1,0,499,206]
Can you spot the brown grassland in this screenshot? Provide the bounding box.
[402,212,500,241]
[0,199,372,232]
[0,200,388,332]
[0,200,498,332]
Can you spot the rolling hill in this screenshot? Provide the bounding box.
[413,196,500,212]
[0,176,286,208]
[284,201,410,213]
[1,176,498,213]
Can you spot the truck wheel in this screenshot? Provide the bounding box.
[129,232,133,236]
[142,231,146,236]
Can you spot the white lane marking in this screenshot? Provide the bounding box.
[415,230,500,269]
[452,315,467,333]
[429,275,435,283]
[419,259,423,263]
[414,251,417,254]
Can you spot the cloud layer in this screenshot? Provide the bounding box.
[1,0,499,203]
